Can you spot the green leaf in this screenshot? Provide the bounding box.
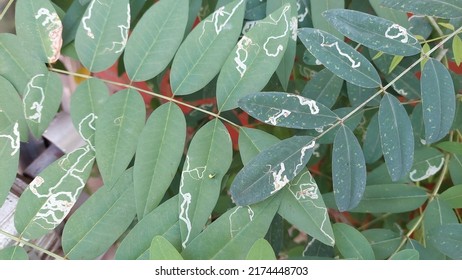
[280,171,335,246]
[150,236,183,260]
[23,71,63,139]
[134,102,186,219]
[390,249,419,260]
[238,127,280,165]
[421,58,456,144]
[0,246,28,260]
[62,168,136,260]
[95,90,145,185]
[70,78,110,147]
[216,4,292,111]
[346,82,381,108]
[310,0,344,39]
[124,0,188,82]
[246,238,276,260]
[379,93,414,181]
[388,55,404,73]
[363,113,383,164]
[405,239,445,260]
[75,0,130,72]
[178,119,232,248]
[333,223,375,260]
[453,35,462,66]
[323,184,428,213]
[428,224,462,259]
[298,28,381,88]
[14,144,95,240]
[387,65,421,99]
[238,127,334,246]
[362,229,401,259]
[409,147,444,182]
[423,198,458,244]
[0,123,20,207]
[0,76,27,141]
[181,196,280,259]
[170,0,245,95]
[231,135,315,206]
[436,141,462,155]
[332,125,367,212]
[440,185,462,208]
[323,9,420,56]
[267,0,298,90]
[449,154,462,185]
[62,0,89,46]
[0,33,48,95]
[15,0,63,63]
[115,196,181,260]
[238,92,339,130]
[381,0,462,19]
[301,68,344,109]
[369,0,410,28]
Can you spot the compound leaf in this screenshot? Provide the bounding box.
[70,77,110,147]
[246,238,276,260]
[0,33,48,94]
[409,147,444,182]
[440,185,462,208]
[0,123,20,207]
[421,58,456,144]
[381,0,462,19]
[15,0,63,63]
[390,249,419,260]
[115,196,181,260]
[0,246,28,260]
[239,127,334,246]
[428,224,462,259]
[14,145,95,240]
[332,125,366,212]
[231,135,316,206]
[379,93,414,181]
[62,169,136,260]
[75,0,130,72]
[124,0,188,82]
[333,223,375,260]
[217,5,292,111]
[182,196,280,260]
[95,90,145,185]
[238,92,338,130]
[323,184,428,213]
[301,68,343,109]
[134,102,186,219]
[178,119,232,248]
[150,236,183,260]
[323,9,420,56]
[23,71,63,139]
[310,0,344,39]
[171,0,245,95]
[298,28,381,88]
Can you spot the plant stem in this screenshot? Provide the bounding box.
[0,229,66,260]
[0,0,14,20]
[49,67,241,128]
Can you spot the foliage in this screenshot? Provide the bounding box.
[0,0,462,260]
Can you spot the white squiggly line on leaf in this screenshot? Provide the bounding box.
[319,31,361,69]
[23,74,45,123]
[179,155,206,248]
[0,122,20,156]
[35,8,63,62]
[103,3,130,54]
